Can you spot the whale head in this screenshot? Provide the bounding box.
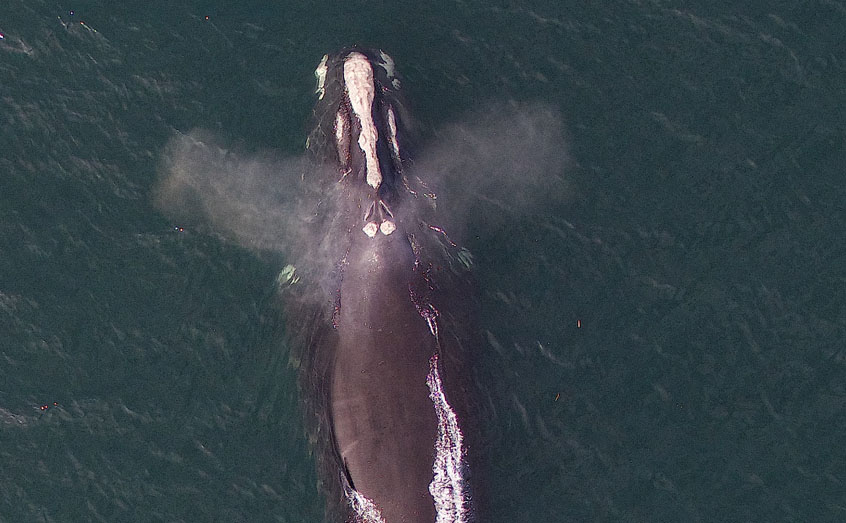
[309,49,411,238]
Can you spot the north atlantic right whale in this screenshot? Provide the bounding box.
[293,48,481,523]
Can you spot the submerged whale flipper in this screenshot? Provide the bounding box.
[294,48,479,523]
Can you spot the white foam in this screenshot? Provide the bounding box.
[346,486,386,523]
[427,353,469,523]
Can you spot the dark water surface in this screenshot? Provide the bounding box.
[1,1,844,521]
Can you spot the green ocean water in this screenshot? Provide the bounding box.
[1,1,844,522]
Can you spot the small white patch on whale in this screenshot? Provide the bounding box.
[362,222,379,237]
[386,106,401,161]
[377,50,401,90]
[379,220,396,236]
[314,54,328,100]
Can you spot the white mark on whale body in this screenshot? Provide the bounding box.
[386,106,401,161]
[343,52,382,189]
[314,54,328,100]
[377,50,401,90]
[362,222,379,238]
[335,108,349,168]
[379,220,396,236]
[427,352,469,523]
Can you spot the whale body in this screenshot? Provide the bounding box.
[297,49,478,523]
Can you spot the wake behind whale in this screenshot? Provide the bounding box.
[153,47,569,522]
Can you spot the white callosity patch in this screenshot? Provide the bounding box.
[314,54,328,100]
[386,106,401,161]
[363,219,395,237]
[343,52,382,190]
[378,50,401,90]
[335,109,349,168]
[427,353,469,523]
[362,222,379,237]
[379,220,396,236]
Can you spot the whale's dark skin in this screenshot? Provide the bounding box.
[331,206,440,522]
[293,49,480,523]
